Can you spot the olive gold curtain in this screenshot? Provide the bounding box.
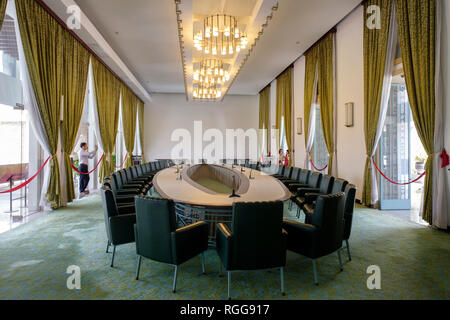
[258,85,270,154]
[304,46,319,169]
[276,68,293,165]
[92,58,121,182]
[121,84,138,168]
[317,33,336,175]
[0,0,6,28]
[362,0,396,206]
[395,0,436,224]
[137,100,145,163]
[62,32,90,203]
[16,0,64,208]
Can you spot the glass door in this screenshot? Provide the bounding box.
[379,83,411,210]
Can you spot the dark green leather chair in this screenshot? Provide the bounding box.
[216,201,287,299]
[293,175,334,217]
[288,171,320,193]
[283,192,346,285]
[273,166,292,180]
[343,184,357,261]
[101,187,136,268]
[280,167,301,184]
[134,197,209,293]
[301,178,348,214]
[271,165,285,178]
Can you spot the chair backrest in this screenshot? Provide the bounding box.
[331,178,348,194]
[145,163,152,173]
[125,168,134,181]
[230,201,286,269]
[155,161,161,170]
[137,165,144,176]
[308,172,322,188]
[118,170,129,186]
[101,186,119,242]
[298,169,310,184]
[134,197,177,264]
[311,192,345,256]
[277,165,285,176]
[283,166,293,178]
[290,168,301,181]
[131,166,139,179]
[319,175,335,194]
[343,184,357,241]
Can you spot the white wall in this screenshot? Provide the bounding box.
[335,6,366,200]
[293,56,306,167]
[144,93,259,161]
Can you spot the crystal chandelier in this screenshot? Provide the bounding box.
[193,59,230,86]
[193,14,248,56]
[193,82,222,100]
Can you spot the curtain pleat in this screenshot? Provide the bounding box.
[258,86,270,154]
[121,84,138,168]
[16,0,64,209]
[304,46,319,169]
[317,33,336,175]
[362,0,393,206]
[395,0,436,224]
[137,100,145,163]
[92,58,121,182]
[276,68,293,165]
[62,32,90,203]
[0,0,6,28]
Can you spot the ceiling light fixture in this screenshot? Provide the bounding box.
[193,14,248,56]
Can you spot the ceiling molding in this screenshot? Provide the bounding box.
[221,2,278,101]
[175,0,189,101]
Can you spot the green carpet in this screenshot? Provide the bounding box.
[194,177,232,194]
[0,194,448,300]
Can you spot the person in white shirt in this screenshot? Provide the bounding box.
[78,142,98,197]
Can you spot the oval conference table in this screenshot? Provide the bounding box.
[152,164,291,244]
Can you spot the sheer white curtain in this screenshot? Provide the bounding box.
[11,0,53,208]
[304,64,318,170]
[87,59,104,154]
[367,3,398,204]
[432,0,448,228]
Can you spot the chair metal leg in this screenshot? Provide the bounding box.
[345,239,352,261]
[337,251,343,271]
[201,252,206,274]
[218,261,223,277]
[296,207,300,218]
[172,266,178,293]
[135,256,142,280]
[312,260,318,285]
[289,200,293,210]
[106,241,110,253]
[110,245,116,268]
[227,271,231,300]
[280,267,285,296]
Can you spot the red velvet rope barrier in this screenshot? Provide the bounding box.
[310,159,328,172]
[114,153,128,169]
[72,153,104,175]
[0,156,51,194]
[372,158,426,185]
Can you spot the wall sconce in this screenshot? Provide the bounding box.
[297,117,303,135]
[345,102,354,127]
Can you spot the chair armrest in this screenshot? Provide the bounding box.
[296,187,320,197]
[171,221,209,265]
[109,214,136,245]
[216,223,232,270]
[288,183,308,189]
[303,203,315,216]
[304,192,322,203]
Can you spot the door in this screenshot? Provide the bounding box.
[379,83,411,210]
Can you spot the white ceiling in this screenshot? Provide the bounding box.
[48,0,361,98]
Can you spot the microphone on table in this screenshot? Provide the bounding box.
[249,169,255,180]
[229,175,241,198]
